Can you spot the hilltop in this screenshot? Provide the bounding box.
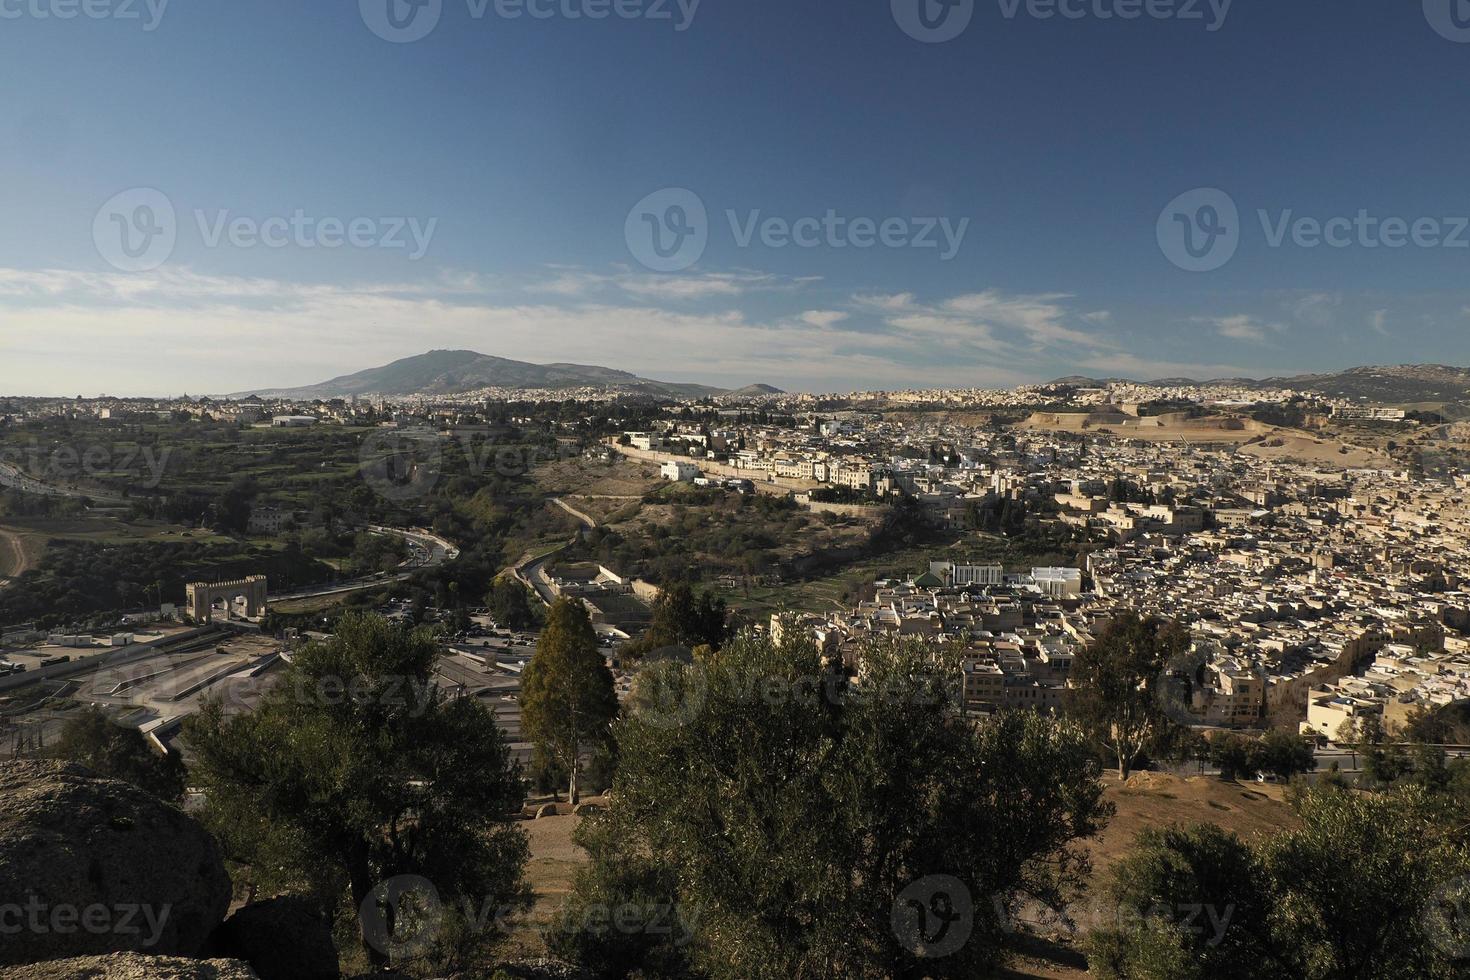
[229,350,776,400]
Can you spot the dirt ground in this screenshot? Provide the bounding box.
[1016,413,1267,443]
[512,772,1297,974]
[1237,432,1390,468]
[532,456,663,499]
[0,525,37,579]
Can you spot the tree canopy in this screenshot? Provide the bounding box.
[185,612,529,971]
[521,597,618,804]
[1088,784,1470,980]
[56,705,186,802]
[553,632,1110,979]
[1066,612,1191,778]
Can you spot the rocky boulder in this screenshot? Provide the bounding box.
[210,896,339,980]
[0,952,258,979]
[0,761,233,966]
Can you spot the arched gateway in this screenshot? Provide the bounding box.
[185,575,268,624]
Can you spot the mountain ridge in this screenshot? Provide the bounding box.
[230,351,782,400]
[1046,364,1470,403]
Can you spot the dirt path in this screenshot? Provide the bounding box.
[0,526,37,580]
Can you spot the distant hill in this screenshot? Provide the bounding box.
[728,384,785,396]
[231,351,742,399]
[1049,365,1470,405]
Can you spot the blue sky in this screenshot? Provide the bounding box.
[2,0,1469,395]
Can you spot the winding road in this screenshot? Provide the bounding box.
[269,526,459,601]
[513,498,598,606]
[0,459,126,503]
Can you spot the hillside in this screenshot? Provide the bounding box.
[1050,364,1470,405]
[231,350,732,399]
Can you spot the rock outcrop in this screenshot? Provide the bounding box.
[0,952,258,979]
[0,761,233,966]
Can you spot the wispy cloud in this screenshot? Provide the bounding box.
[800,310,849,328]
[527,268,797,301]
[1201,314,1282,344]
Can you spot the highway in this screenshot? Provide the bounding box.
[269,526,459,601]
[0,459,126,503]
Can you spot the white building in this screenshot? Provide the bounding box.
[929,562,1004,587]
[1030,567,1083,599]
[661,461,701,482]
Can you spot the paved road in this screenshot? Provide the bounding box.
[0,460,126,503]
[515,498,597,606]
[270,526,459,601]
